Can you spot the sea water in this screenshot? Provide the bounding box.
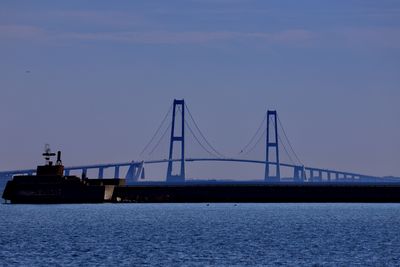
[1,203,400,266]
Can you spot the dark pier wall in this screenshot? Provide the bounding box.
[113,184,400,203]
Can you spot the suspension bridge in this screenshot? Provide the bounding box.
[0,99,391,183]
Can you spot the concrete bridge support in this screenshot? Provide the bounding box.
[293,166,306,182]
[126,162,144,183]
[98,167,104,179]
[114,166,120,178]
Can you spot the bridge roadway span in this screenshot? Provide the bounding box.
[0,157,378,181]
[1,101,389,182]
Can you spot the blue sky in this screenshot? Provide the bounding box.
[0,0,399,179]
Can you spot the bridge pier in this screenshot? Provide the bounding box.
[293,166,301,181]
[302,167,306,181]
[318,170,323,181]
[126,162,144,183]
[293,166,305,182]
[114,166,120,178]
[98,167,104,179]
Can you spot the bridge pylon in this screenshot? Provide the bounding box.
[166,99,186,182]
[265,110,281,181]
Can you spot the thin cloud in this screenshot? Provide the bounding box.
[0,25,47,40]
[0,25,313,45]
[4,24,399,48]
[53,10,147,27]
[340,27,400,48]
[266,30,313,43]
[61,31,238,44]
[59,30,315,45]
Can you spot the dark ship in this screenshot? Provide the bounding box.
[2,145,124,204]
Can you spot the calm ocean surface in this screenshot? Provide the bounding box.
[1,203,400,266]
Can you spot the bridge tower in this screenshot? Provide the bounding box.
[265,110,281,181]
[166,99,186,182]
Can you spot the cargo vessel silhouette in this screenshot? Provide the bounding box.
[2,146,124,204]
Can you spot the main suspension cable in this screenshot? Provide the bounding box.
[140,104,173,156]
[267,116,294,164]
[184,103,225,158]
[239,112,267,154]
[273,117,295,164]
[277,115,303,165]
[241,127,266,156]
[148,124,171,156]
[184,120,220,158]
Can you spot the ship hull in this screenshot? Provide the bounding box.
[2,177,105,204]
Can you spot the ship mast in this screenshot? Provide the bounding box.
[42,144,56,166]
